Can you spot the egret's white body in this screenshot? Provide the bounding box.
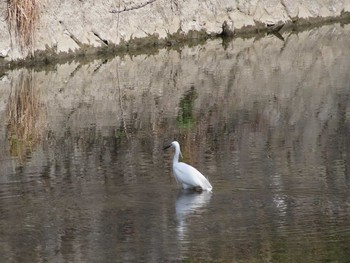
[164,141,213,191]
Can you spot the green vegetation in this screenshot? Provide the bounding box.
[177,86,198,129]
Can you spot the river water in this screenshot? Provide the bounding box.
[1,23,350,262]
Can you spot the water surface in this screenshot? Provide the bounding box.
[1,24,350,262]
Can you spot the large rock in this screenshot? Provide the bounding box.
[0,0,349,60]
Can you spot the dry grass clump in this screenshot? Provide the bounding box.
[6,0,39,51]
[6,71,45,160]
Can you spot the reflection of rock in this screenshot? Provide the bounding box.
[266,23,284,33]
[0,24,349,177]
[176,190,212,240]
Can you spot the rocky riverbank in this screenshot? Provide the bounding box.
[0,0,350,66]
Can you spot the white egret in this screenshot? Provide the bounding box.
[163,141,213,191]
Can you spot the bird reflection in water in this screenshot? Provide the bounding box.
[175,189,212,240]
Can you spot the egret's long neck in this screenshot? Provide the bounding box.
[173,144,181,163]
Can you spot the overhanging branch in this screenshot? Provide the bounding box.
[110,0,157,14]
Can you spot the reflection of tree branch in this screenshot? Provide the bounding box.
[112,0,128,138]
[110,0,157,14]
[116,62,129,139]
[70,64,82,78]
[93,59,108,73]
[6,71,46,161]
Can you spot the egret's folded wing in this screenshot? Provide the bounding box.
[174,162,202,186]
[175,162,212,191]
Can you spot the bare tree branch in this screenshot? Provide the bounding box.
[110,0,157,14]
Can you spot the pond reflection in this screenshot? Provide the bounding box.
[177,86,197,129]
[176,190,212,241]
[1,23,350,262]
[6,70,46,161]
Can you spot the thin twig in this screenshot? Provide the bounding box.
[110,0,157,14]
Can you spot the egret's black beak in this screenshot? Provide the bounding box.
[163,144,172,150]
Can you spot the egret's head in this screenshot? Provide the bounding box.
[163,141,183,159]
[163,141,180,150]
